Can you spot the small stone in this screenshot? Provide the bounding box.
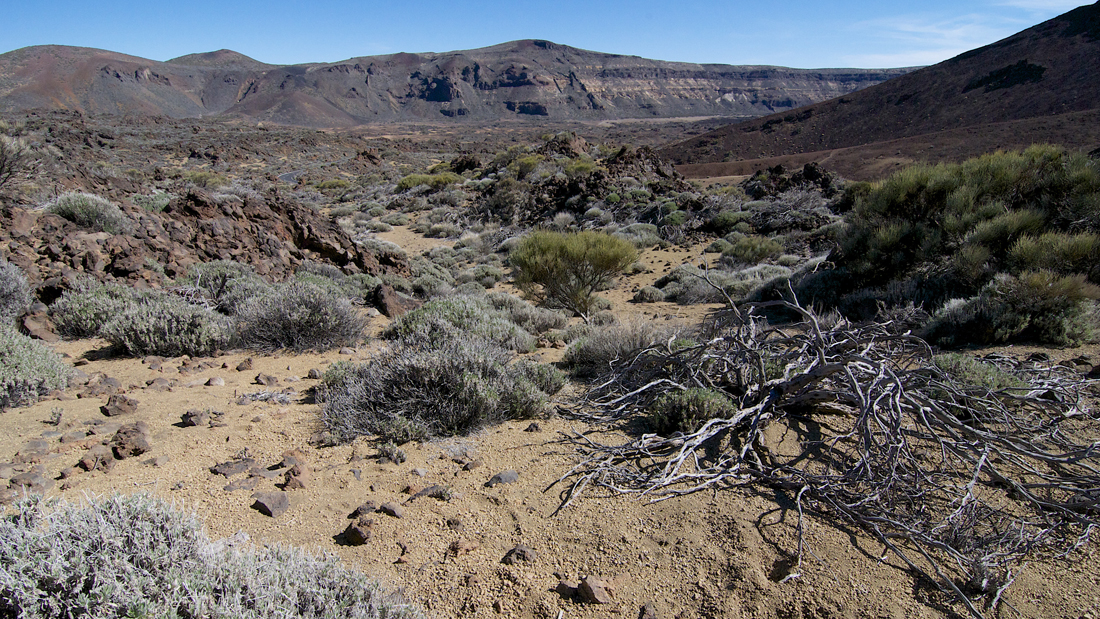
[350,468,362,481]
[411,467,428,477]
[205,377,225,387]
[100,394,139,417]
[409,485,450,501]
[60,430,88,443]
[556,580,579,598]
[251,491,290,517]
[211,458,256,477]
[446,516,465,531]
[224,477,260,492]
[463,460,483,471]
[248,467,281,480]
[111,421,152,459]
[0,463,13,480]
[379,502,404,518]
[639,602,658,619]
[148,455,170,467]
[523,422,541,432]
[486,470,519,487]
[579,576,614,604]
[10,470,53,493]
[307,368,322,379]
[465,574,481,587]
[255,373,279,386]
[79,444,115,472]
[59,467,81,479]
[236,358,253,371]
[283,464,311,490]
[493,600,504,613]
[279,450,307,469]
[145,377,173,391]
[502,544,537,565]
[339,347,356,355]
[341,516,374,545]
[181,409,210,427]
[350,502,378,518]
[448,539,479,556]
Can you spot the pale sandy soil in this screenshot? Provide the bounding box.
[3,238,1099,619]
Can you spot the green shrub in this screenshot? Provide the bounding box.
[710,209,750,234]
[237,281,367,353]
[382,295,535,352]
[396,172,461,192]
[510,230,638,322]
[485,292,569,334]
[932,353,1027,391]
[612,223,661,248]
[45,192,131,234]
[101,295,234,357]
[0,494,424,619]
[923,271,1100,346]
[0,260,30,325]
[132,191,171,212]
[1008,232,1100,276]
[321,335,558,442]
[646,388,736,435]
[183,260,271,315]
[0,326,72,408]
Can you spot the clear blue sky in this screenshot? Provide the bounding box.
[0,0,1091,68]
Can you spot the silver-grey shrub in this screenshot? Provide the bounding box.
[0,326,72,408]
[0,260,30,325]
[0,494,424,619]
[50,280,161,338]
[382,295,536,352]
[45,192,131,235]
[321,334,558,443]
[182,260,271,315]
[563,320,688,378]
[100,295,235,357]
[236,281,366,353]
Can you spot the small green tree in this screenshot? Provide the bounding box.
[510,230,637,322]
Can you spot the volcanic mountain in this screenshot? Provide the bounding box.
[0,41,911,127]
[661,1,1100,179]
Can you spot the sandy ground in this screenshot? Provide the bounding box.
[3,240,1099,619]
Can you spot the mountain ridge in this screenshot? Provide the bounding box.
[0,40,913,127]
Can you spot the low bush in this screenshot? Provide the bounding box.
[0,326,72,408]
[396,172,462,192]
[321,335,559,442]
[45,192,131,234]
[721,235,783,265]
[182,260,271,315]
[0,494,424,619]
[101,295,234,357]
[237,281,367,353]
[382,295,535,352]
[632,285,665,303]
[563,320,686,378]
[923,271,1100,346]
[932,353,1027,391]
[485,292,569,334]
[50,281,160,338]
[646,388,736,435]
[0,260,30,325]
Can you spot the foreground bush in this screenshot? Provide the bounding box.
[0,326,71,408]
[321,335,562,443]
[101,295,235,357]
[45,192,131,234]
[0,494,423,619]
[237,281,366,353]
[511,230,637,321]
[646,388,736,435]
[0,260,30,325]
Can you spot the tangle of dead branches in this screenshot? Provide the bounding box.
[551,281,1099,618]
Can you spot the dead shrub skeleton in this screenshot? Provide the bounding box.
[553,279,1100,618]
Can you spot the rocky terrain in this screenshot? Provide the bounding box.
[0,40,912,127]
[662,1,1100,180]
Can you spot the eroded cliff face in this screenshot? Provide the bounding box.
[0,40,913,127]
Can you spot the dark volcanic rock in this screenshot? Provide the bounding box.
[100,394,138,417]
[501,544,537,565]
[110,421,152,459]
[251,491,290,517]
[371,284,421,318]
[486,470,519,487]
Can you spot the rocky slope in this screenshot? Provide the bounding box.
[661,1,1100,177]
[0,41,912,127]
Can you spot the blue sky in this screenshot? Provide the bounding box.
[0,0,1091,68]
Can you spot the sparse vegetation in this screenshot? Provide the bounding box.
[45,192,131,235]
[0,494,424,618]
[0,326,71,408]
[101,294,235,357]
[0,260,30,325]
